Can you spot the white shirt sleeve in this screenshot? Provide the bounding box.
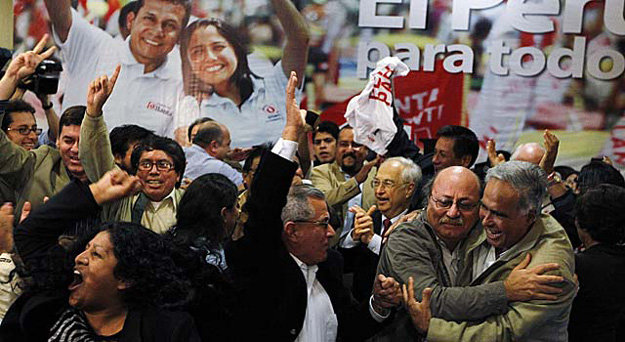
[367,234,383,255]
[368,295,391,323]
[52,9,111,75]
[339,229,360,248]
[271,138,298,161]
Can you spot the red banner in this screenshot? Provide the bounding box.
[322,60,464,147]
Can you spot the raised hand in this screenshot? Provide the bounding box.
[86,65,121,117]
[282,71,305,142]
[350,205,376,244]
[228,147,253,162]
[372,274,402,310]
[19,202,32,223]
[539,130,559,175]
[1,34,56,100]
[504,253,564,301]
[402,276,432,334]
[89,169,142,205]
[355,155,381,184]
[0,203,15,253]
[487,139,505,167]
[4,34,56,82]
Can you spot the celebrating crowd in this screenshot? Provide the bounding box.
[1,0,624,340]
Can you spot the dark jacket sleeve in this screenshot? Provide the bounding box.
[550,190,580,248]
[14,179,100,269]
[239,150,297,247]
[385,111,421,161]
[319,249,387,341]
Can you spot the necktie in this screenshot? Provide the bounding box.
[381,218,392,238]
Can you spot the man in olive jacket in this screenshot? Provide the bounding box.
[402,161,576,342]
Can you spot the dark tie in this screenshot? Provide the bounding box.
[381,218,392,238]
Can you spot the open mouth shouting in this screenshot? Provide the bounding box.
[69,268,83,292]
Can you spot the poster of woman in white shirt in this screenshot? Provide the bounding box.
[174,0,309,149]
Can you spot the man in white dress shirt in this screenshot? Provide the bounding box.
[339,157,421,301]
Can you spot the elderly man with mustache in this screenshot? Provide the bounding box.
[371,166,565,341]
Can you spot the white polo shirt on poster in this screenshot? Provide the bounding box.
[53,9,183,137]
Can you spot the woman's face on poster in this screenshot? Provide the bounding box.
[187,25,238,89]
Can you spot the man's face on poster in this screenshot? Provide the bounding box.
[128,0,186,66]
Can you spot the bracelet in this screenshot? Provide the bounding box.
[42,102,53,110]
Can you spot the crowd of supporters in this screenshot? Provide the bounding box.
[0,0,624,340]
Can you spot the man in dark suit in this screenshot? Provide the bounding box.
[225,72,401,341]
[339,157,421,301]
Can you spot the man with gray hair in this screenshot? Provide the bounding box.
[402,161,576,342]
[226,72,400,341]
[340,157,421,301]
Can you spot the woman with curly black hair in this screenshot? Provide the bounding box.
[0,170,200,341]
[568,184,625,342]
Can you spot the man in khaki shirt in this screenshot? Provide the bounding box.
[79,67,185,234]
[310,126,378,244]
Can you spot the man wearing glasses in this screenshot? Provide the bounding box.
[373,165,567,341]
[311,125,379,245]
[339,157,421,301]
[78,69,185,234]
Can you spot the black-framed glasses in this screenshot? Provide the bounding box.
[7,126,42,136]
[137,160,175,172]
[293,219,331,228]
[430,196,478,212]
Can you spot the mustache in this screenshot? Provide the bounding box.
[342,152,357,160]
[439,217,464,226]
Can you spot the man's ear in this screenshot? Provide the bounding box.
[461,155,473,168]
[117,279,132,291]
[114,153,123,166]
[284,222,298,242]
[220,207,228,222]
[525,210,537,227]
[405,182,415,199]
[126,12,136,32]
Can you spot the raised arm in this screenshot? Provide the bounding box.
[14,169,140,268]
[243,71,302,244]
[0,36,56,101]
[43,0,73,42]
[270,0,310,87]
[78,66,121,182]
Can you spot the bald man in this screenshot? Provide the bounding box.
[373,166,563,341]
[511,143,545,165]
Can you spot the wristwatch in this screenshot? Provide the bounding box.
[547,172,562,187]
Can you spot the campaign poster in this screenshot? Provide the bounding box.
[9,0,625,171]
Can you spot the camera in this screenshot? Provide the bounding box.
[19,59,63,95]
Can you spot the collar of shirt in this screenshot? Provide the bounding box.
[188,143,216,160]
[290,253,319,290]
[200,75,264,107]
[119,37,176,80]
[382,208,409,225]
[147,188,177,211]
[434,231,462,284]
